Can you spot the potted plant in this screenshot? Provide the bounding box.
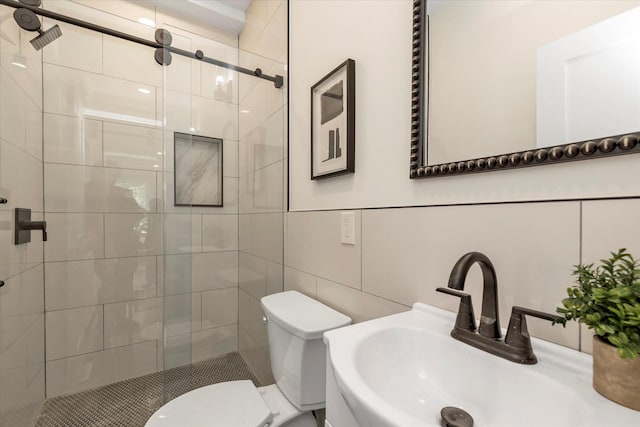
[555,248,640,411]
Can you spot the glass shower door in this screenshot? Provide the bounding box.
[0,3,46,425]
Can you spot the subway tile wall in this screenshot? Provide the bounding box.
[284,199,640,356]
[0,3,46,426]
[238,0,287,385]
[39,0,242,398]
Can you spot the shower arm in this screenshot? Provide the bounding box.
[0,0,284,88]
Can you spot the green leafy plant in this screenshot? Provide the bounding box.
[555,248,640,359]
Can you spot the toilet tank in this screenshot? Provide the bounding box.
[261,291,351,411]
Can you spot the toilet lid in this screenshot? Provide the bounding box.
[145,380,272,427]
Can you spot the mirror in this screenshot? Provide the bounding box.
[410,0,640,179]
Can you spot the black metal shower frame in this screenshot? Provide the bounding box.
[0,0,284,88]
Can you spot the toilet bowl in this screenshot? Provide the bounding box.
[145,291,351,427]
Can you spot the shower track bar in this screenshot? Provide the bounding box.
[0,0,284,88]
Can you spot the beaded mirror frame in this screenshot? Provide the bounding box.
[409,0,640,179]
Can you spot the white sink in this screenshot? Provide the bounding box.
[323,303,639,427]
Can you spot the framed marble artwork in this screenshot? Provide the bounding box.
[311,58,355,179]
[174,132,223,207]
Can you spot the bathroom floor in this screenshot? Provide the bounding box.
[35,352,261,427]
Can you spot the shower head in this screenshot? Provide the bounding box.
[12,7,62,50]
[30,24,62,50]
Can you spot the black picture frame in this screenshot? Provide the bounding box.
[311,59,356,180]
[174,132,223,207]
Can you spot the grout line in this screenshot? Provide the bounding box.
[45,338,160,363]
[288,196,639,213]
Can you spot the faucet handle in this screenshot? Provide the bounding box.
[436,287,477,333]
[505,306,561,364]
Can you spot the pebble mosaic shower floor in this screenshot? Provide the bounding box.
[35,352,260,427]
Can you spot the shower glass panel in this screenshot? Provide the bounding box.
[0,0,284,422]
[0,3,46,425]
[236,46,286,385]
[37,0,169,401]
[160,23,240,398]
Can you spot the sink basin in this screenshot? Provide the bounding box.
[324,303,639,427]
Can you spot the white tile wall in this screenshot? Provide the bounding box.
[104,297,163,348]
[248,297,267,347]
[192,293,202,332]
[580,198,640,353]
[240,0,286,61]
[223,140,240,178]
[163,214,202,255]
[44,164,157,213]
[0,265,44,354]
[192,251,239,292]
[45,341,157,398]
[161,254,193,297]
[0,14,42,110]
[157,173,239,215]
[316,278,407,324]
[239,252,267,299]
[163,333,191,370]
[45,257,157,311]
[239,108,285,177]
[42,21,103,73]
[0,139,43,212]
[239,213,283,264]
[238,80,284,141]
[362,203,580,348]
[191,96,239,141]
[103,36,162,87]
[240,161,284,213]
[164,294,193,338]
[201,288,238,329]
[0,210,43,281]
[43,64,158,127]
[286,211,360,289]
[45,306,103,361]
[44,213,104,262]
[284,266,317,298]
[285,200,636,357]
[103,122,163,171]
[201,65,239,105]
[43,114,103,166]
[104,213,163,258]
[191,324,238,363]
[202,214,239,251]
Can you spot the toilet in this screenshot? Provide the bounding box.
[145,291,352,427]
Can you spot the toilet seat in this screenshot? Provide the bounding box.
[145,380,272,427]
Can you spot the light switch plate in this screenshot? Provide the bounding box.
[341,211,356,245]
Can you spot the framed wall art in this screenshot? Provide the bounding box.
[174,132,223,207]
[311,58,355,179]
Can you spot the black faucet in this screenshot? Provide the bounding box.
[446,251,501,339]
[15,208,47,244]
[437,252,560,364]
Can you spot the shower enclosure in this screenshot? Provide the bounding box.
[0,0,286,425]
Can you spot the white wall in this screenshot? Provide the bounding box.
[289,0,640,211]
[286,0,640,357]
